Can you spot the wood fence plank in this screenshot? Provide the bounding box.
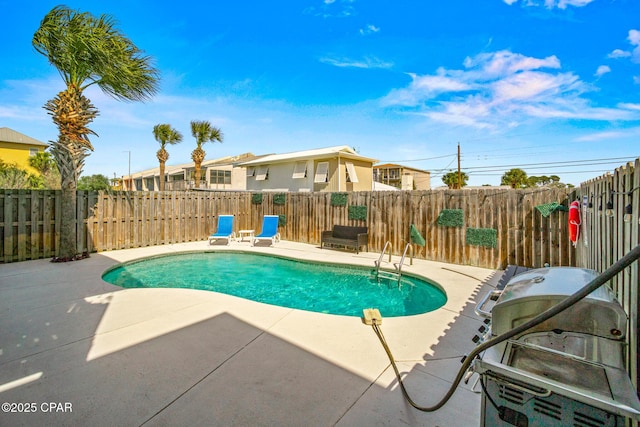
[3,191,14,262]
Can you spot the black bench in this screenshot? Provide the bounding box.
[321,225,369,254]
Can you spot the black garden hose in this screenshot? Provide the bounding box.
[371,243,640,412]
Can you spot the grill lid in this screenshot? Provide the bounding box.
[491,267,627,339]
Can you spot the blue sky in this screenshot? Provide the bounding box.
[1,0,639,186]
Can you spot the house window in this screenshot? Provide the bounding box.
[345,162,359,183]
[292,162,307,179]
[145,178,155,191]
[246,167,255,177]
[29,148,39,156]
[314,162,329,183]
[255,166,269,181]
[210,169,231,184]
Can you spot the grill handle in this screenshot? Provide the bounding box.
[475,289,502,318]
[487,372,552,398]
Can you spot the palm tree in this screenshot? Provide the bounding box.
[153,124,183,191]
[442,171,469,189]
[501,168,529,189]
[32,6,159,260]
[28,151,56,175]
[190,120,223,188]
[28,151,61,189]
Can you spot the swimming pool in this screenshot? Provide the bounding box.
[101,251,447,317]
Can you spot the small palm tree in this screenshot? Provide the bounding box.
[153,124,183,191]
[33,5,159,260]
[28,151,61,189]
[501,168,529,189]
[442,171,469,189]
[190,120,223,188]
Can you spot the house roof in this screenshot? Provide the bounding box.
[0,127,48,147]
[124,152,258,178]
[373,163,430,174]
[237,145,378,166]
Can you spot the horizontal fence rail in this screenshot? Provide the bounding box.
[1,187,573,269]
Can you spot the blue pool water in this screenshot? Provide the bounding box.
[101,252,447,317]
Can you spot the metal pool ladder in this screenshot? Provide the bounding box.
[374,242,411,287]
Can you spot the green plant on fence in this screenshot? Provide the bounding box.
[252,193,263,204]
[278,214,287,227]
[437,209,464,227]
[466,228,497,248]
[331,192,348,206]
[348,205,367,221]
[273,193,286,205]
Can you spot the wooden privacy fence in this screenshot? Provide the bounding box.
[1,187,573,269]
[573,158,640,395]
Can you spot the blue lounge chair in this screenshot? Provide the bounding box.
[251,215,280,246]
[208,215,235,245]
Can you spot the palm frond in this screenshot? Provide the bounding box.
[33,5,159,100]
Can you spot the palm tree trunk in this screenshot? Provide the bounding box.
[194,162,201,188]
[191,147,205,189]
[59,175,78,259]
[159,161,165,191]
[51,139,89,260]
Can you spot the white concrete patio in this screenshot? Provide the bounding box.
[0,240,501,426]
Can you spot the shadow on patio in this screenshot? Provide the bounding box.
[0,247,500,426]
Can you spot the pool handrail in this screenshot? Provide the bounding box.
[375,241,393,273]
[393,243,413,279]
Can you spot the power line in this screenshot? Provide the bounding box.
[461,156,638,171]
[466,169,618,177]
[380,153,457,163]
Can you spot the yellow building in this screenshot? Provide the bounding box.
[0,127,48,174]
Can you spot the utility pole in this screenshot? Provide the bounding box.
[457,142,461,189]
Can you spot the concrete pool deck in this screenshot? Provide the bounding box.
[0,240,501,426]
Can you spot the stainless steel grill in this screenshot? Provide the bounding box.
[473,267,640,426]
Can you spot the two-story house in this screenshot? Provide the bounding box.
[372,163,431,190]
[239,146,378,192]
[0,127,48,174]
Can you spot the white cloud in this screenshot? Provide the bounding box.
[608,49,631,59]
[382,72,472,106]
[381,50,639,129]
[629,29,640,63]
[320,56,393,69]
[359,24,380,36]
[554,0,595,8]
[595,65,611,77]
[463,50,560,77]
[606,30,640,64]
[635,76,640,84]
[574,131,630,142]
[305,0,354,18]
[493,71,581,102]
[504,0,595,8]
[618,103,640,110]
